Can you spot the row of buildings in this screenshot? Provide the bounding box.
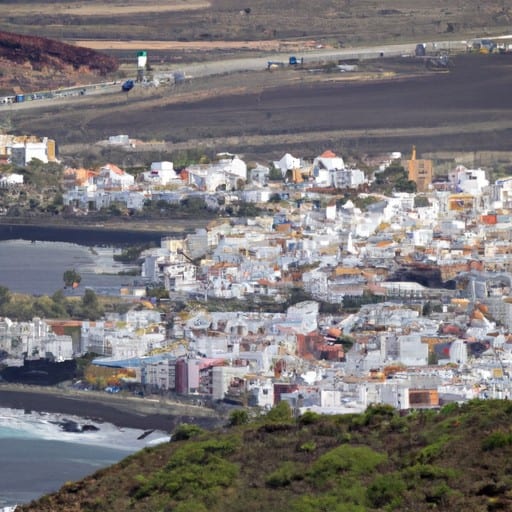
[60,147,368,213]
[3,135,512,414]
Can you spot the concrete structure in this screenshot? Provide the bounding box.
[405,146,433,192]
[8,137,56,166]
[450,165,489,195]
[141,161,179,186]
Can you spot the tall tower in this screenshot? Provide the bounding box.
[406,146,433,192]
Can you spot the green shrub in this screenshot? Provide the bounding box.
[367,473,406,508]
[292,494,366,512]
[426,482,454,505]
[174,501,208,512]
[297,441,317,453]
[416,434,452,463]
[172,423,205,441]
[266,461,303,488]
[440,402,460,415]
[404,464,456,481]
[265,401,293,422]
[309,445,387,482]
[363,404,397,426]
[228,409,250,426]
[482,431,512,451]
[133,438,239,505]
[298,411,322,425]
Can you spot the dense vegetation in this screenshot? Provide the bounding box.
[0,285,104,321]
[370,163,417,195]
[20,399,512,511]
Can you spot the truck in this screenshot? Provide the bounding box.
[469,39,496,54]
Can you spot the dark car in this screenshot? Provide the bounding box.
[122,80,134,92]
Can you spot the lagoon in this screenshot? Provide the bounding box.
[0,240,138,295]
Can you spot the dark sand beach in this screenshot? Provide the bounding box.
[0,384,223,432]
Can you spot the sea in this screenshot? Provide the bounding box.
[0,239,155,507]
[0,239,139,295]
[0,407,170,508]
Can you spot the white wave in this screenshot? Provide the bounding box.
[0,407,170,450]
[146,436,172,446]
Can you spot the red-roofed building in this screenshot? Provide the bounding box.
[97,163,134,190]
[63,167,97,189]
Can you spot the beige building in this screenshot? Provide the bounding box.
[406,146,433,192]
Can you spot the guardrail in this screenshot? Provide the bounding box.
[0,80,119,107]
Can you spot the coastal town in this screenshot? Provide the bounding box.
[1,132,512,416]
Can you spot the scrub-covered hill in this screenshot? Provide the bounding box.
[0,30,118,94]
[19,400,512,511]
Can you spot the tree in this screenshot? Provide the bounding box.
[0,285,10,308]
[268,165,282,181]
[63,269,81,288]
[335,335,355,351]
[414,195,430,208]
[182,196,207,212]
[80,289,104,320]
[228,409,250,426]
[265,401,293,422]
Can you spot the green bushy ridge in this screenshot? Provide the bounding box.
[19,400,512,512]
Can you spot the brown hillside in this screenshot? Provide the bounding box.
[0,30,118,94]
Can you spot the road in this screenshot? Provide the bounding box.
[164,39,468,79]
[2,38,470,110]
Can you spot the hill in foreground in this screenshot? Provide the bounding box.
[0,30,118,95]
[19,400,512,511]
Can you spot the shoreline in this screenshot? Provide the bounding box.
[0,384,223,433]
[0,222,171,246]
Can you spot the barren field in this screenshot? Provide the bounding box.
[4,1,512,166]
[6,53,512,165]
[3,0,209,16]
[2,0,511,52]
[71,39,283,52]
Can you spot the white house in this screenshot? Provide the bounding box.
[334,168,366,189]
[187,155,247,192]
[8,137,55,166]
[398,334,428,366]
[97,164,135,190]
[490,177,512,209]
[450,165,489,195]
[313,150,345,187]
[217,154,247,181]
[163,262,197,292]
[0,173,23,187]
[250,164,270,185]
[241,188,272,203]
[273,153,301,178]
[141,161,179,186]
[286,301,319,334]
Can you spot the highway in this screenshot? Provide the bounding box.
[164,39,468,79]
[0,38,470,109]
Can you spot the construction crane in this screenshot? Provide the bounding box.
[177,248,197,265]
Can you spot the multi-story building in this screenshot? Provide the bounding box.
[406,146,433,192]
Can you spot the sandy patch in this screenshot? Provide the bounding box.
[71,39,283,52]
[5,0,209,16]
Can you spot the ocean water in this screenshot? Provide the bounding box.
[0,407,170,508]
[0,240,152,507]
[0,240,137,295]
